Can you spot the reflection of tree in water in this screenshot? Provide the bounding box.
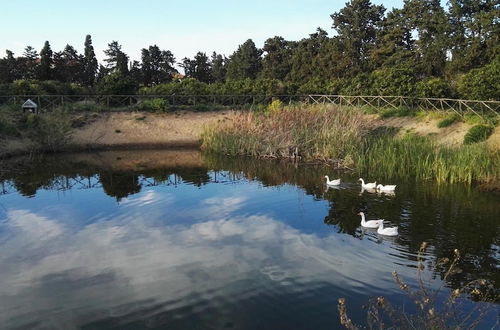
[12,180,40,197]
[205,153,500,293]
[99,172,141,201]
[2,151,499,294]
[176,167,210,187]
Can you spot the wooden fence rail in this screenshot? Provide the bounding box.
[0,94,498,118]
[307,95,500,118]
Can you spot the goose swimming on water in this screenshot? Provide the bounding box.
[377,222,399,236]
[376,184,396,192]
[358,212,384,228]
[324,176,341,186]
[358,178,376,189]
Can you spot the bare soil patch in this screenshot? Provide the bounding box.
[71,110,233,149]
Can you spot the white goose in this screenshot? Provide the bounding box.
[376,184,397,192]
[359,178,376,189]
[377,222,399,236]
[358,212,384,228]
[324,176,341,186]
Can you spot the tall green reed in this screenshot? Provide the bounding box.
[201,105,499,184]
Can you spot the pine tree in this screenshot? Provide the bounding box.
[331,0,385,74]
[181,52,212,83]
[141,45,177,86]
[447,0,499,73]
[0,50,20,83]
[261,36,294,81]
[403,0,449,77]
[210,52,226,82]
[21,45,38,80]
[226,39,262,80]
[371,8,415,68]
[104,41,129,75]
[53,44,84,83]
[38,41,53,80]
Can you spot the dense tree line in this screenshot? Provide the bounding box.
[0,0,498,100]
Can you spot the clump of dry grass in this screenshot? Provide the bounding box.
[201,104,367,164]
[202,104,499,184]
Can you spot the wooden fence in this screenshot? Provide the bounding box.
[0,94,499,118]
[307,95,500,118]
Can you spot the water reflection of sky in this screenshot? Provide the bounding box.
[0,171,497,329]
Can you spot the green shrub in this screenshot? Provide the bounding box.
[371,65,417,97]
[379,106,414,118]
[457,56,500,100]
[340,73,373,96]
[463,125,494,144]
[416,78,455,98]
[0,105,19,137]
[96,72,138,97]
[437,113,461,128]
[139,98,169,112]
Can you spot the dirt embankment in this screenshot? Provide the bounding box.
[1,110,498,158]
[0,111,233,158]
[71,110,233,149]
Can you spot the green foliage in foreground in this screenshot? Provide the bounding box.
[202,106,499,184]
[355,133,498,184]
[463,125,494,145]
[437,113,461,128]
[137,98,170,113]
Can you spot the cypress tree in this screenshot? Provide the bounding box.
[83,35,98,86]
[38,41,53,80]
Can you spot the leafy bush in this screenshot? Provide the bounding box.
[437,113,461,128]
[457,56,500,100]
[5,80,87,95]
[416,78,455,98]
[297,77,329,94]
[97,72,138,96]
[340,73,373,96]
[463,125,494,145]
[371,65,417,97]
[0,105,19,136]
[138,98,169,112]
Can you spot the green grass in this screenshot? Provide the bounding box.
[0,104,20,137]
[464,113,498,126]
[463,125,494,145]
[379,106,415,118]
[437,113,461,128]
[355,133,499,184]
[202,105,499,185]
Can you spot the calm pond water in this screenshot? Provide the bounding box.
[0,150,498,329]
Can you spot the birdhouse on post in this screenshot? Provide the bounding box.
[22,99,38,114]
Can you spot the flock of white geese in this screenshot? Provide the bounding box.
[323,176,399,236]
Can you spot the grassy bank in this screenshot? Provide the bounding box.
[201,105,500,185]
[201,104,368,164]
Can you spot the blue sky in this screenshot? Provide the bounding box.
[0,0,418,63]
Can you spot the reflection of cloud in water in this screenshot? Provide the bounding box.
[0,208,412,327]
[119,189,173,207]
[202,196,247,217]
